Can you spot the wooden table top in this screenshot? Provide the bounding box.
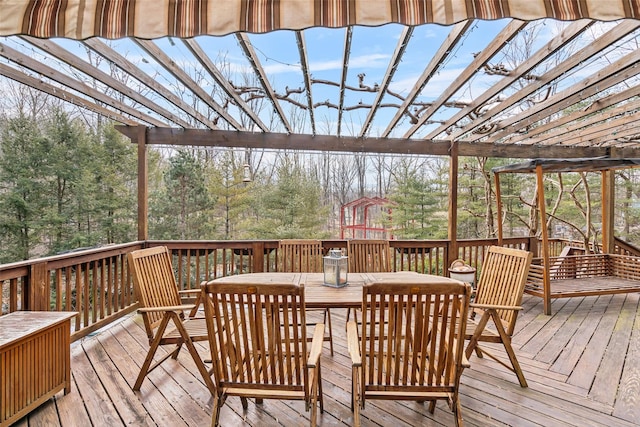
[208,271,461,308]
[0,311,77,348]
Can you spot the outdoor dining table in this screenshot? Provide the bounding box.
[207,271,463,309]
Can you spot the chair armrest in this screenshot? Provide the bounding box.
[346,321,361,366]
[470,303,523,311]
[461,351,471,368]
[138,304,196,313]
[307,323,325,367]
[178,289,200,296]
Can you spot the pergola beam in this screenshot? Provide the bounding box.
[114,126,640,158]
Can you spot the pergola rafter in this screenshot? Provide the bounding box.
[337,26,352,137]
[478,47,640,144]
[359,26,413,137]
[0,61,139,125]
[295,30,316,135]
[423,19,595,140]
[81,38,220,129]
[22,36,194,128]
[134,39,241,129]
[235,33,292,133]
[381,20,472,138]
[403,19,528,139]
[183,38,270,132]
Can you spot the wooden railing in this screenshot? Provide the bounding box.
[0,235,556,341]
[0,242,143,340]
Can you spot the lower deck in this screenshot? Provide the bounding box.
[11,291,640,426]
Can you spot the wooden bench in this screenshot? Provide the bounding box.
[1,311,77,427]
[526,253,640,300]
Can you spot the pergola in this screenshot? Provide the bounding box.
[2,0,640,252]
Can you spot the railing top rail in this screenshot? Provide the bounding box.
[0,242,144,272]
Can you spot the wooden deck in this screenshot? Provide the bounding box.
[12,291,640,426]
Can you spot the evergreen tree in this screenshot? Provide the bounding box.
[0,114,49,261]
[250,159,329,239]
[385,167,447,239]
[208,152,250,239]
[150,150,210,239]
[41,108,92,253]
[93,123,137,244]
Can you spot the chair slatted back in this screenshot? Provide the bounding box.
[360,282,470,393]
[348,240,391,273]
[128,246,182,336]
[474,246,533,335]
[279,239,323,273]
[202,281,310,397]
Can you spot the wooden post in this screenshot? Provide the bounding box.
[495,172,503,246]
[252,241,265,272]
[27,261,49,311]
[448,142,459,268]
[536,165,552,315]
[601,170,615,254]
[137,126,148,241]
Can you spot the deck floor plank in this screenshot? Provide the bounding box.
[65,338,126,426]
[550,294,612,375]
[10,288,640,427]
[613,296,640,423]
[567,294,627,390]
[588,293,638,407]
[535,296,594,364]
[82,334,157,426]
[53,356,93,427]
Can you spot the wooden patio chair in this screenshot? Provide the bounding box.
[346,239,392,324]
[464,245,533,387]
[201,280,324,427]
[279,239,334,355]
[127,246,215,393]
[347,281,471,427]
[347,239,391,273]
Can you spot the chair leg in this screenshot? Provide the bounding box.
[325,309,334,356]
[172,315,217,394]
[351,365,361,426]
[211,395,221,427]
[134,314,172,391]
[499,337,528,387]
[318,361,324,413]
[453,397,463,427]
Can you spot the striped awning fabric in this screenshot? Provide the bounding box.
[1,0,639,40]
